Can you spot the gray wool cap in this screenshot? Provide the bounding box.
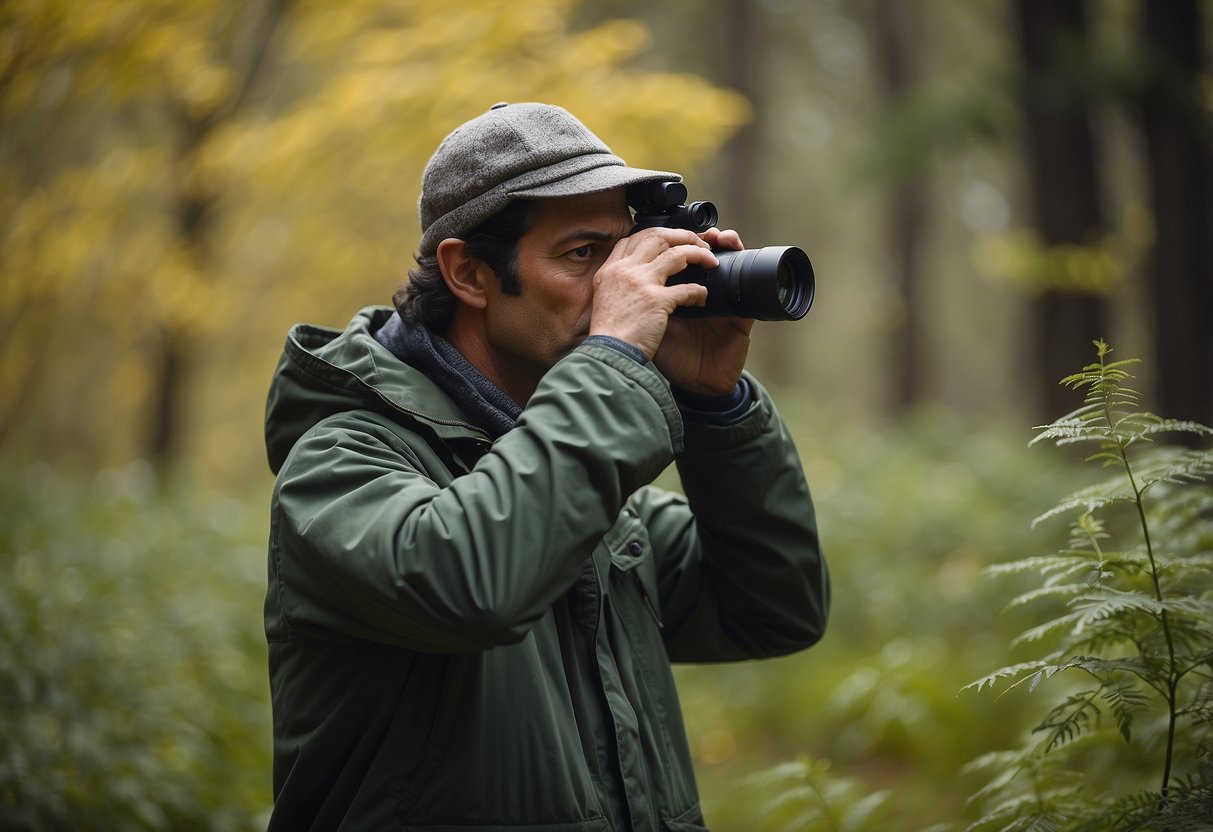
[418,102,680,257]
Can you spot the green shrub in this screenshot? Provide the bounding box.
[963,342,1213,831]
[0,463,272,830]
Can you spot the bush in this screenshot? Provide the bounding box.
[963,342,1213,831]
[0,462,272,830]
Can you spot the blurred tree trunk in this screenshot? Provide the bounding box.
[1140,0,1213,429]
[717,0,795,387]
[147,0,289,462]
[1015,0,1110,419]
[872,0,926,414]
[719,0,757,227]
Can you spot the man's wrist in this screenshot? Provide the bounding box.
[581,334,648,365]
[673,377,754,426]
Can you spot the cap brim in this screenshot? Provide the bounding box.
[508,164,679,200]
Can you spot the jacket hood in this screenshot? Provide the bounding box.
[265,307,488,473]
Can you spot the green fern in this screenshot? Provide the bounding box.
[737,755,892,832]
[962,341,1213,831]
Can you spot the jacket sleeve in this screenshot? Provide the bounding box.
[269,344,683,652]
[639,373,829,663]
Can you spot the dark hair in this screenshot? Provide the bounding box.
[396,200,536,333]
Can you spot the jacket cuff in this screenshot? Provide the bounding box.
[679,372,773,451]
[673,377,754,426]
[574,342,685,454]
[581,334,649,365]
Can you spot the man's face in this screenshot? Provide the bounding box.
[478,187,632,396]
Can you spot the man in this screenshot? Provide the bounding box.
[263,102,828,830]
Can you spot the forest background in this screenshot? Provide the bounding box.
[2,0,1211,829]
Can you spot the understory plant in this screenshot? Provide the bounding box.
[964,341,1213,831]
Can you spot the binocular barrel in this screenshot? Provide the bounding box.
[626,183,815,321]
[670,246,815,321]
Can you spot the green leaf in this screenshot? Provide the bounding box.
[963,661,1050,695]
[1010,612,1085,648]
[1004,584,1089,611]
[1099,684,1152,743]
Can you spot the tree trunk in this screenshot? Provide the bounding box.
[1140,0,1213,429]
[1015,0,1110,418]
[872,0,926,414]
[720,0,757,227]
[718,0,796,387]
[143,0,290,462]
[148,325,188,462]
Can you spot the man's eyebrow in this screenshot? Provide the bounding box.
[549,229,620,250]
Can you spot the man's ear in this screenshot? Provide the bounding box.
[436,238,491,310]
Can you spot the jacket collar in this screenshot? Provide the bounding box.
[265,307,491,473]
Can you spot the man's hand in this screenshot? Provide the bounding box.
[652,228,753,396]
[587,226,716,360]
[588,226,752,397]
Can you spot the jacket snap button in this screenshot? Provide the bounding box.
[627,540,643,555]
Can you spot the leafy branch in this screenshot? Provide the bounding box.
[963,340,1213,831]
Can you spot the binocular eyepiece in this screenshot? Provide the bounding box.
[627,182,815,322]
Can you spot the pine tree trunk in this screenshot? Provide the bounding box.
[1141,0,1213,428]
[872,0,926,414]
[143,0,290,462]
[1015,0,1110,418]
[718,0,797,387]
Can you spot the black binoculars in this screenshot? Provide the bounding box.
[627,181,815,321]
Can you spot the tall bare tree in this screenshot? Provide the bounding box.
[149,0,291,461]
[716,0,798,387]
[1015,0,1110,419]
[1140,0,1213,429]
[871,0,927,413]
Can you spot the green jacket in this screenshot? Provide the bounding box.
[264,307,828,831]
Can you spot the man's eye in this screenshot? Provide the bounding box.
[570,245,593,259]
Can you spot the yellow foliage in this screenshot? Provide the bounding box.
[971,229,1129,296]
[0,0,747,468]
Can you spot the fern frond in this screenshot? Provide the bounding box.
[1157,760,1213,827]
[837,790,891,830]
[1135,450,1213,493]
[1177,649,1213,677]
[1141,419,1213,439]
[1068,655,1159,684]
[1152,549,1213,572]
[1084,449,1129,469]
[1032,402,1105,431]
[1032,481,1139,527]
[962,749,1032,778]
[1100,683,1153,742]
[1010,612,1086,649]
[985,555,1096,580]
[1007,657,1091,696]
[1034,690,1101,753]
[967,340,1213,829]
[1067,788,1161,832]
[1084,766,1213,832]
[1070,590,1163,633]
[964,797,1068,832]
[1031,423,1110,447]
[963,661,1051,695]
[1005,584,1090,611]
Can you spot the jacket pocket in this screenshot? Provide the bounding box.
[605,509,663,628]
